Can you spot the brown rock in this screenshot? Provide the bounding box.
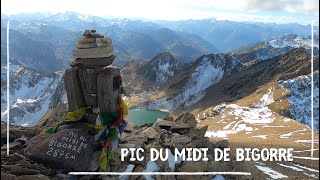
[215,139,229,149]
[188,125,208,139]
[141,127,158,140]
[88,150,101,172]
[1,141,23,151]
[178,161,212,180]
[72,45,113,59]
[125,121,134,132]
[9,152,26,161]
[76,42,97,49]
[9,165,40,176]
[78,37,96,44]
[169,133,191,149]
[162,115,174,121]
[175,113,197,128]
[18,174,50,180]
[1,126,40,140]
[1,173,19,180]
[129,165,144,180]
[153,119,191,134]
[124,134,147,148]
[19,160,33,169]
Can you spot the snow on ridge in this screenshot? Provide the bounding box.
[204,88,276,138]
[140,54,243,111]
[268,35,317,49]
[279,72,319,130]
[255,87,274,108]
[1,65,63,126]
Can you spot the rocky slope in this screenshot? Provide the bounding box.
[1,64,66,126]
[279,72,319,131]
[195,82,319,179]
[191,48,319,113]
[123,52,244,111]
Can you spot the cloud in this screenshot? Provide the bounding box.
[243,0,319,15]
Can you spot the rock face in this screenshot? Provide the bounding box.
[25,127,94,171]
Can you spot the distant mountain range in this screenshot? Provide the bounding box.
[1,12,318,73]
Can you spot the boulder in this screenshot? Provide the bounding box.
[169,133,191,149]
[177,161,212,180]
[162,115,174,121]
[1,173,19,180]
[25,126,94,171]
[153,119,191,134]
[19,160,33,169]
[71,56,115,68]
[188,125,208,139]
[141,127,157,140]
[1,126,40,140]
[9,152,26,161]
[124,133,147,148]
[88,150,101,172]
[2,165,40,176]
[215,139,229,149]
[129,165,144,180]
[18,174,50,180]
[125,121,134,132]
[175,113,197,128]
[1,141,23,151]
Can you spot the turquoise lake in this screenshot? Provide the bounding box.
[126,109,169,126]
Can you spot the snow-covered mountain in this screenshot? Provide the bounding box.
[129,53,244,111]
[135,52,186,88]
[1,64,66,126]
[279,72,319,131]
[234,34,319,64]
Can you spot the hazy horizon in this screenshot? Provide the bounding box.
[1,0,319,25]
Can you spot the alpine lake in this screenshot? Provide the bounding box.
[126,109,169,126]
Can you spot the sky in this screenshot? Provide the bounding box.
[1,0,319,24]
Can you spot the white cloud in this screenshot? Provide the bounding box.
[244,0,319,15]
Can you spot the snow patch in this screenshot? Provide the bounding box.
[280,129,306,139]
[251,135,268,139]
[143,161,159,180]
[119,164,135,180]
[255,165,288,179]
[168,150,183,171]
[212,175,225,180]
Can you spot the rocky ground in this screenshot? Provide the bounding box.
[195,82,319,179]
[1,113,248,180]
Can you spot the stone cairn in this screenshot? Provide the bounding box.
[22,30,127,173]
[62,30,127,172]
[65,29,119,113]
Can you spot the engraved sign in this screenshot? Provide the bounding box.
[45,131,88,160]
